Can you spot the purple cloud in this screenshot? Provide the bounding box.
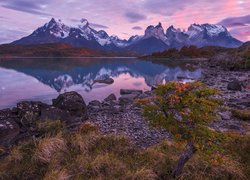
[0,0,250,43]
[89,23,109,29]
[0,0,52,16]
[132,26,143,30]
[218,15,250,27]
[125,12,146,23]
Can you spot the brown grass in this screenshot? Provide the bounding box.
[0,122,249,180]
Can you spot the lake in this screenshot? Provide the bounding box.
[0,58,201,109]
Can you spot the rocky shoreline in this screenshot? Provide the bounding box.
[200,63,250,134]
[0,89,170,151]
[0,63,249,154]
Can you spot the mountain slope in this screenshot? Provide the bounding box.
[126,37,168,54]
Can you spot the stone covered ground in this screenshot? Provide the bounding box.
[200,63,250,134]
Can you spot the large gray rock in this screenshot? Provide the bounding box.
[104,94,117,102]
[119,94,139,104]
[16,101,49,129]
[40,107,71,121]
[227,80,242,91]
[94,78,114,84]
[0,119,20,146]
[120,89,143,95]
[52,91,88,120]
[94,75,114,85]
[17,101,49,116]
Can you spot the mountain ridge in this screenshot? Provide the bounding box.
[12,18,243,55]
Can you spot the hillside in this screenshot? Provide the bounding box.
[0,43,137,58]
[144,45,250,70]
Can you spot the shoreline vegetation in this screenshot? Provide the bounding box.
[0,43,250,179]
[0,43,138,58]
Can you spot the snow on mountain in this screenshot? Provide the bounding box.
[12,18,242,54]
[186,23,229,38]
[33,18,70,39]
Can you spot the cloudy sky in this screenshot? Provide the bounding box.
[0,0,250,44]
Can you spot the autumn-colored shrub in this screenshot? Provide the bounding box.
[138,82,231,177]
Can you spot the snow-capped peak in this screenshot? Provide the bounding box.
[186,23,228,38]
[34,18,70,38]
[202,24,228,36]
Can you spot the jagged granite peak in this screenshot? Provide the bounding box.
[166,25,178,36]
[155,22,163,28]
[11,18,243,54]
[144,22,168,44]
[165,26,189,48]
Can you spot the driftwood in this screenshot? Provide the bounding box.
[172,141,197,178]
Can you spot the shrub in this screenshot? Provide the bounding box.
[138,81,227,177]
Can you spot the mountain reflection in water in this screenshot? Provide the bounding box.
[0,58,201,109]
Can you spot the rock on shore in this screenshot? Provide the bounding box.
[0,89,169,150]
[200,64,250,133]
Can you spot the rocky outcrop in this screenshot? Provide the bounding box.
[120,89,143,95]
[52,91,88,119]
[0,118,20,147]
[104,94,117,102]
[227,80,242,91]
[94,78,114,84]
[0,91,89,148]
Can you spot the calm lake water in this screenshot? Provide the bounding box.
[0,58,201,109]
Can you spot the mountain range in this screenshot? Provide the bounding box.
[12,18,243,55]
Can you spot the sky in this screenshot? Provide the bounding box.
[0,0,250,44]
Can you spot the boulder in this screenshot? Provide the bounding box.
[16,101,49,129]
[40,107,71,121]
[104,94,117,102]
[87,100,102,112]
[17,101,49,116]
[94,75,114,85]
[94,78,114,84]
[88,100,102,107]
[0,118,20,146]
[52,91,88,120]
[227,80,242,91]
[0,109,17,121]
[120,89,143,95]
[119,94,138,104]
